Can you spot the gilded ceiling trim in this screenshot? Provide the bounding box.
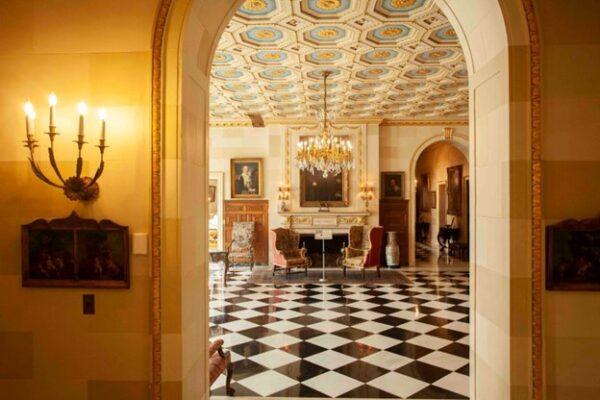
[209,118,469,127]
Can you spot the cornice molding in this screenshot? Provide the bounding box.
[210,118,469,127]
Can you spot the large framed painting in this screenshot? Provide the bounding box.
[300,170,350,207]
[22,212,129,288]
[546,218,600,291]
[230,158,262,198]
[447,165,462,215]
[418,174,430,212]
[380,171,405,199]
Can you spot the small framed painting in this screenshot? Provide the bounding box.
[380,171,405,199]
[546,218,600,291]
[230,158,263,198]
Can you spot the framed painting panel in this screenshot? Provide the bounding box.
[447,165,462,215]
[22,212,129,288]
[230,158,263,198]
[380,171,405,199]
[300,170,349,207]
[546,218,600,291]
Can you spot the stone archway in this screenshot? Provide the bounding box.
[150,1,542,399]
[407,134,469,266]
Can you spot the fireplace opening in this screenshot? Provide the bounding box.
[300,233,348,267]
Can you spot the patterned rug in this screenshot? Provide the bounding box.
[248,266,412,285]
[209,266,470,399]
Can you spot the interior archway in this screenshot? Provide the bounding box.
[152,0,538,399]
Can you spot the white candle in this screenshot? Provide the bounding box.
[48,93,57,127]
[98,108,107,141]
[77,101,87,137]
[24,101,35,137]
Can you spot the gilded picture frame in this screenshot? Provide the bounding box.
[300,169,350,207]
[230,158,263,198]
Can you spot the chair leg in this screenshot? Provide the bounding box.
[377,265,381,278]
[225,363,234,396]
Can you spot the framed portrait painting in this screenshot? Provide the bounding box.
[380,171,405,199]
[230,158,263,198]
[300,170,349,207]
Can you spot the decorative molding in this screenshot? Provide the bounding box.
[209,118,469,127]
[380,119,468,126]
[150,1,172,399]
[521,0,543,397]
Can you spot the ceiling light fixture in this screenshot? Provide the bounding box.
[295,71,354,178]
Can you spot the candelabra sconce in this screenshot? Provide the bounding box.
[277,185,291,212]
[359,184,374,211]
[23,94,108,202]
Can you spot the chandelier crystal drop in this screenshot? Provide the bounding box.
[295,70,354,178]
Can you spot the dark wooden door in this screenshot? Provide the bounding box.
[379,199,409,266]
[224,200,269,264]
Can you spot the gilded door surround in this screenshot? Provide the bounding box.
[150,1,542,399]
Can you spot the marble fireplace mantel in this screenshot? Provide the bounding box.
[279,211,370,233]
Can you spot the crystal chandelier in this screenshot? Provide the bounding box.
[295,70,354,178]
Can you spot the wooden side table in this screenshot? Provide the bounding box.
[209,250,230,285]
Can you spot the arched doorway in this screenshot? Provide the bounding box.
[151,1,541,399]
[411,139,470,267]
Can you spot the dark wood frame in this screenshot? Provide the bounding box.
[380,171,405,199]
[300,169,350,207]
[22,212,129,288]
[447,165,462,215]
[230,158,263,198]
[545,217,600,291]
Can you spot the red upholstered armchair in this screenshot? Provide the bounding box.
[341,225,384,278]
[270,228,312,275]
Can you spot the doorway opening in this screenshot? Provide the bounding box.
[153,0,538,398]
[414,141,470,267]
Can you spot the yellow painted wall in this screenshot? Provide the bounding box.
[536,0,600,398]
[0,1,159,399]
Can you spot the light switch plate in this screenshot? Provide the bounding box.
[132,233,148,255]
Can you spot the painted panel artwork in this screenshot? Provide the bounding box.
[546,218,600,291]
[22,212,129,288]
[300,170,349,207]
[380,171,405,199]
[446,165,462,215]
[231,158,263,198]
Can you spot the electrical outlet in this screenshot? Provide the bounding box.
[83,294,95,315]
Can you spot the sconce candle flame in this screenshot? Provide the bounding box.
[22,93,109,202]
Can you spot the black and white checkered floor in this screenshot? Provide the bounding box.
[209,266,470,399]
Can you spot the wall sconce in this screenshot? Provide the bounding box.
[23,93,108,202]
[277,185,290,212]
[359,183,374,211]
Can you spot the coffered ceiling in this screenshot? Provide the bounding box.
[209,0,468,122]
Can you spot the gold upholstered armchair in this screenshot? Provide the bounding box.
[227,221,256,269]
[341,225,384,278]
